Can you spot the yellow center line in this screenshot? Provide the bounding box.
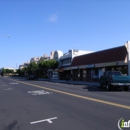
[8,78,130,110]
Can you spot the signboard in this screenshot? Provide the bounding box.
[104,62,117,66]
[79,65,86,69]
[59,68,64,72]
[64,67,71,70]
[95,62,117,67]
[86,64,94,68]
[71,66,78,69]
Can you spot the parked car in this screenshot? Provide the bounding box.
[27,74,34,80]
[99,71,130,91]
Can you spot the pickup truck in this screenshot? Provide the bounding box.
[99,71,130,91]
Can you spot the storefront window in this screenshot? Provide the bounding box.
[83,69,86,78]
[78,69,80,78]
[98,68,105,78]
[116,66,127,75]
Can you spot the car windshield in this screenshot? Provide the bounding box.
[107,71,122,76]
[112,72,122,76]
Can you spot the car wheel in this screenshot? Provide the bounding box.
[99,83,103,88]
[106,84,112,91]
[124,86,129,91]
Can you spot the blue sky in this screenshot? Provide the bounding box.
[0,0,130,68]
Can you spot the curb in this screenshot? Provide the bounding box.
[38,78,99,87]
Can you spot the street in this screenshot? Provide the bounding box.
[0,77,130,130]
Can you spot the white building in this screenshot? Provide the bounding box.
[50,51,55,59]
[19,62,30,70]
[53,50,63,61]
[30,57,41,63]
[53,49,93,79]
[59,49,93,68]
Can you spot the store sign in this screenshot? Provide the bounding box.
[64,67,71,70]
[59,68,64,72]
[104,62,117,66]
[86,64,94,68]
[79,65,86,69]
[95,62,117,67]
[71,66,78,69]
[95,63,104,67]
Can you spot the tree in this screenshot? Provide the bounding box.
[37,59,58,78]
[2,68,14,75]
[38,59,58,71]
[2,69,6,74]
[27,62,38,71]
[38,59,46,70]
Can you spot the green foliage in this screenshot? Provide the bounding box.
[1,68,15,76]
[42,75,48,79]
[27,62,38,71]
[16,69,24,76]
[2,69,14,74]
[17,59,59,77]
[38,59,58,70]
[2,69,6,74]
[38,59,46,70]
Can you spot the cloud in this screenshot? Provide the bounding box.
[47,14,58,23]
[45,14,58,23]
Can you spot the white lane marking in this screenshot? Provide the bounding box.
[30,117,57,124]
[4,88,12,90]
[28,90,52,95]
[9,82,19,84]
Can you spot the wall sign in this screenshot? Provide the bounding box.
[86,64,95,68]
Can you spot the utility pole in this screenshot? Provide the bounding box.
[0,35,10,71]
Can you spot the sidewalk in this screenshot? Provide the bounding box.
[38,78,99,87]
[8,76,99,87]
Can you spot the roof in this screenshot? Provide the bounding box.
[71,45,127,66]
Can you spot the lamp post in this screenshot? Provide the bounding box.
[0,34,11,68]
[0,35,10,38]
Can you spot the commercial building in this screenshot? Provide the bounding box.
[55,49,93,79]
[59,41,130,81]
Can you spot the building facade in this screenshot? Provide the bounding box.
[63,41,130,82]
[30,57,41,63]
[57,49,93,80]
[19,62,30,70]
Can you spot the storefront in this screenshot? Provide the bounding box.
[59,66,71,80]
[69,43,129,82]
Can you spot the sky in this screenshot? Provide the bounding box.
[0,0,130,69]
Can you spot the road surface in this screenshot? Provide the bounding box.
[0,77,130,130]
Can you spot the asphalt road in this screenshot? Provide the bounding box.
[0,77,130,130]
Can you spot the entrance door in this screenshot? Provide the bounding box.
[80,69,83,81]
[86,69,91,81]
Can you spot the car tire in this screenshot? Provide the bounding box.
[106,84,112,91]
[99,83,103,88]
[124,86,129,91]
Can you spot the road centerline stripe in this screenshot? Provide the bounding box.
[7,78,130,110]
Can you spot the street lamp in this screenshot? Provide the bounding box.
[0,35,10,38]
[0,34,10,75]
